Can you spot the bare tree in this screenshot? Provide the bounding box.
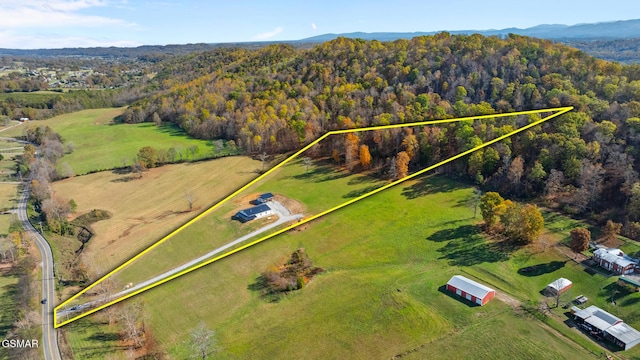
[574,159,605,212]
[0,236,16,263]
[507,155,524,193]
[185,191,196,212]
[259,152,268,172]
[119,301,146,350]
[189,321,217,360]
[545,169,564,197]
[302,157,313,173]
[467,188,482,218]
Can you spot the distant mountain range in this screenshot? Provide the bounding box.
[2,19,640,59]
[298,19,640,43]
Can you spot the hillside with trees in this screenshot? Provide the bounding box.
[117,34,640,238]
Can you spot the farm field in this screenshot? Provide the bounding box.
[1,108,226,175]
[65,169,640,359]
[50,155,262,280]
[104,157,389,292]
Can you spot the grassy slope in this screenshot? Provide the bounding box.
[2,108,219,175]
[110,158,388,288]
[50,156,262,279]
[94,173,612,360]
[0,273,19,360]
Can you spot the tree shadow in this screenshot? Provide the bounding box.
[347,174,381,185]
[342,185,383,199]
[432,225,513,266]
[621,296,640,307]
[427,225,482,242]
[599,282,633,302]
[110,175,141,183]
[87,332,122,342]
[518,261,567,277]
[401,175,465,200]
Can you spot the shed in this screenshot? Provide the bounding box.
[545,277,572,295]
[234,204,273,222]
[605,323,640,350]
[253,193,275,204]
[446,275,495,306]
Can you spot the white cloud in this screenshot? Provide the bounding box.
[252,26,283,40]
[0,0,134,29]
[311,23,317,30]
[0,30,142,49]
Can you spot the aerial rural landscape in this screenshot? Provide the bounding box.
[4,1,640,359]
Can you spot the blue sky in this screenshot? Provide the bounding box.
[1,0,639,49]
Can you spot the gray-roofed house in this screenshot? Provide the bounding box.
[593,248,637,275]
[234,204,273,222]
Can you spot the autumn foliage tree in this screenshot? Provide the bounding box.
[359,145,371,169]
[569,228,591,257]
[602,220,622,243]
[479,192,505,227]
[395,151,410,179]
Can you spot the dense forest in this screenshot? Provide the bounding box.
[118,33,640,237]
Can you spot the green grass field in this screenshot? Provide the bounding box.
[108,157,389,289]
[0,273,19,360]
[63,165,640,359]
[1,108,228,175]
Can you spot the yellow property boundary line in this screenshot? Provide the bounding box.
[54,106,573,327]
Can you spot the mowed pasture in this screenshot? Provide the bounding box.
[1,108,219,175]
[51,156,262,278]
[70,166,635,359]
[108,158,389,289]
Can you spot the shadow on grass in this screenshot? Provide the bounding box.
[87,332,122,342]
[517,261,567,277]
[437,285,480,307]
[401,175,465,200]
[621,296,640,306]
[431,225,515,266]
[343,185,383,199]
[427,225,481,242]
[247,276,281,303]
[110,175,141,183]
[599,282,634,303]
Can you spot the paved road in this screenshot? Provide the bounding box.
[58,201,302,317]
[16,185,62,360]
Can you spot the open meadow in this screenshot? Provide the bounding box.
[105,157,389,291]
[62,165,640,359]
[50,156,262,281]
[1,108,226,175]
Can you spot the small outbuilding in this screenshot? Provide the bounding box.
[234,204,273,222]
[446,275,495,306]
[545,277,572,296]
[254,193,275,204]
